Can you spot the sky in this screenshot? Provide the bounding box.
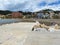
[0,0,60,12]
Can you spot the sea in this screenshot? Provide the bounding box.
[0,19,21,25]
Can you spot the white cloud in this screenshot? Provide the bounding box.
[0,0,60,12]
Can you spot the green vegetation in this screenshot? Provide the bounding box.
[52,15,60,19]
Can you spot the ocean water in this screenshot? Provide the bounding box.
[0,19,20,25]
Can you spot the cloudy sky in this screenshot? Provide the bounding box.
[0,0,60,12]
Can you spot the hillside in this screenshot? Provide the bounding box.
[0,9,60,16]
